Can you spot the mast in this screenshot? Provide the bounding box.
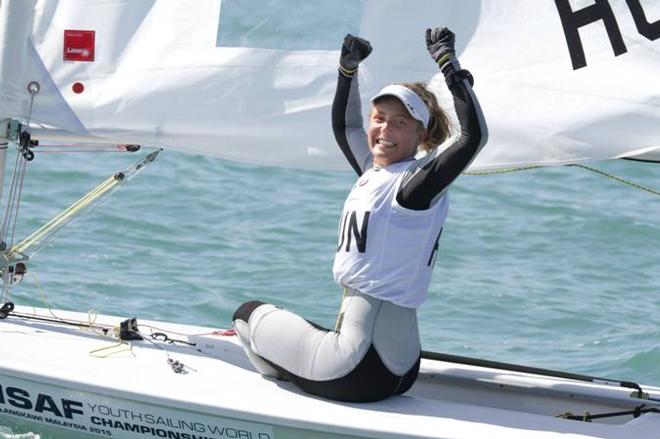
[0,0,38,291]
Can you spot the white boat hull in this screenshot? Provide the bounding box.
[1,306,659,439]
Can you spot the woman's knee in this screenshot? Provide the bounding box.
[233,300,267,323]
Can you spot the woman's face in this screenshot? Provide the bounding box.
[368,98,426,168]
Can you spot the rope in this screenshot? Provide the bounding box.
[4,290,197,373]
[0,145,28,248]
[33,143,141,154]
[568,164,660,196]
[4,271,194,373]
[464,165,544,176]
[9,174,121,256]
[8,150,161,258]
[0,83,42,248]
[10,272,113,338]
[10,158,29,247]
[1,84,37,251]
[464,164,660,196]
[138,323,226,338]
[556,405,660,422]
[89,340,135,358]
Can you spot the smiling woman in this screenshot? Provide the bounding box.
[368,82,451,167]
[232,28,488,402]
[368,92,426,167]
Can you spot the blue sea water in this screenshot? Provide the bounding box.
[1,1,660,437]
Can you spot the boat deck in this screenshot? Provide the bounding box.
[1,306,659,438]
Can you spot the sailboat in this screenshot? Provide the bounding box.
[1,0,659,438]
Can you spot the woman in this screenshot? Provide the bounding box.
[233,27,487,402]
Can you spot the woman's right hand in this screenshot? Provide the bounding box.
[339,34,372,72]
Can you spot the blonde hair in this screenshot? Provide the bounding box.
[399,82,450,152]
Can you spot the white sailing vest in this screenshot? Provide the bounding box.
[333,161,449,308]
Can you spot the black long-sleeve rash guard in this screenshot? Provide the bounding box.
[331,62,488,211]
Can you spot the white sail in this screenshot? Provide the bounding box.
[624,146,660,162]
[0,0,658,170]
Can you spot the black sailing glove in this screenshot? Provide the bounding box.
[426,27,455,72]
[339,34,372,76]
[426,27,474,87]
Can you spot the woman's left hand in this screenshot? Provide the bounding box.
[426,27,455,68]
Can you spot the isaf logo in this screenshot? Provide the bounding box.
[0,385,84,419]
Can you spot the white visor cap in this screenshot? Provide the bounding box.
[371,84,430,129]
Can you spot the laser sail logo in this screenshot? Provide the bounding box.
[63,30,95,62]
